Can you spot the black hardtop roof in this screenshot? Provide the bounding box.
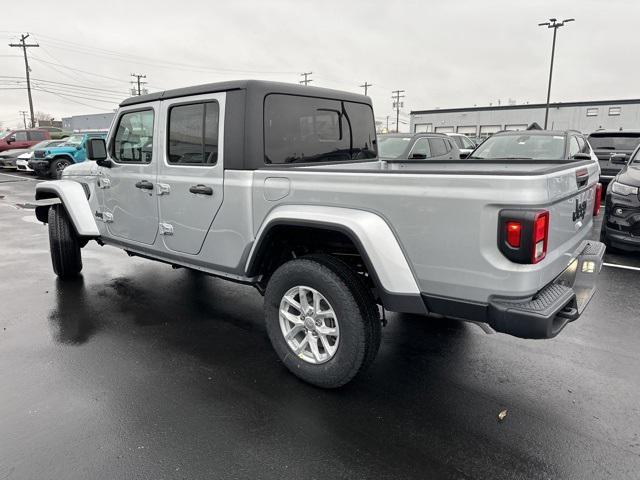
[120,79,371,107]
[588,129,640,135]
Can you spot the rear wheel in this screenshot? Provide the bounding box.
[48,205,82,279]
[50,158,71,179]
[264,254,381,388]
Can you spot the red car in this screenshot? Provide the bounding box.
[0,129,51,153]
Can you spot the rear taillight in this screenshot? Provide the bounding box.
[531,211,549,264]
[593,183,602,216]
[498,209,550,264]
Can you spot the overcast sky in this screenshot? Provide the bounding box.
[1,0,638,130]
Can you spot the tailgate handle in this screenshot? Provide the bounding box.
[575,168,589,188]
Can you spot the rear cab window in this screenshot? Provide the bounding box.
[588,133,640,151]
[264,94,377,164]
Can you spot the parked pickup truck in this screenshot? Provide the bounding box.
[33,80,605,388]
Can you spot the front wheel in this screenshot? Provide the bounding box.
[50,158,71,179]
[264,255,381,388]
[48,205,82,279]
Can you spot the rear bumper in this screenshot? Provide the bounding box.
[422,240,605,339]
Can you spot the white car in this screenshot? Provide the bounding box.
[16,152,34,172]
[445,133,477,158]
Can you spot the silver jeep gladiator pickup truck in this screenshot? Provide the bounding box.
[34,80,605,388]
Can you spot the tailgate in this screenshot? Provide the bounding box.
[544,161,600,267]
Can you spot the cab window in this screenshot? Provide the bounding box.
[568,136,580,157]
[14,131,28,141]
[410,138,431,158]
[28,130,47,141]
[112,110,155,163]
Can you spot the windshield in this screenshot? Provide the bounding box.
[62,135,84,146]
[470,134,566,160]
[588,134,640,151]
[378,136,412,158]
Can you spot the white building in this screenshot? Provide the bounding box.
[410,99,640,139]
[62,112,115,132]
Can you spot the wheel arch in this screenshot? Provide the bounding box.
[35,180,99,237]
[246,206,425,314]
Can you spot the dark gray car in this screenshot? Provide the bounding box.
[587,130,640,183]
[378,133,460,160]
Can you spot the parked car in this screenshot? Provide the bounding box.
[0,148,31,168]
[601,144,640,251]
[445,133,476,158]
[15,140,67,172]
[37,126,70,140]
[29,132,107,178]
[587,130,640,184]
[468,130,597,162]
[0,129,51,152]
[378,133,460,160]
[33,80,604,388]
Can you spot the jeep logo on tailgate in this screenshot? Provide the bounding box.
[572,198,587,221]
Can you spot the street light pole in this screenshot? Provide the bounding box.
[539,18,574,129]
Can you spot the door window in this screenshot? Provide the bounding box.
[28,130,47,141]
[14,131,28,141]
[429,138,449,156]
[409,138,431,158]
[168,102,219,165]
[112,109,155,163]
[568,136,580,157]
[461,136,476,149]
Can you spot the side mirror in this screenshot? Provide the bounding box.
[459,151,470,159]
[572,153,592,161]
[409,153,427,160]
[86,138,111,167]
[610,153,628,165]
[6,135,15,144]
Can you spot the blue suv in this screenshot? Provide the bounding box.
[29,131,107,178]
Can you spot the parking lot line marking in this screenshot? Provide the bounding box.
[0,172,36,181]
[603,262,640,272]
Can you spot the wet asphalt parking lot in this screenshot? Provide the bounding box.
[1,170,639,480]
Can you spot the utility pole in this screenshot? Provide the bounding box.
[538,18,574,129]
[299,72,313,86]
[360,82,372,96]
[386,115,389,132]
[130,73,147,96]
[9,34,39,128]
[392,90,405,133]
[19,111,28,129]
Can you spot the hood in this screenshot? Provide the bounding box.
[45,145,79,155]
[0,148,29,158]
[61,160,97,177]
[616,165,640,187]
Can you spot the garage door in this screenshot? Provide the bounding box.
[435,126,455,133]
[504,124,527,131]
[479,125,501,138]
[414,123,432,133]
[457,125,477,136]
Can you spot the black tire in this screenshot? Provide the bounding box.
[264,254,381,388]
[48,205,82,279]
[50,158,71,179]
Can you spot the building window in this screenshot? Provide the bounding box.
[609,106,621,116]
[434,126,454,133]
[414,123,432,133]
[457,126,477,136]
[586,107,598,117]
[504,124,527,131]
[479,125,501,138]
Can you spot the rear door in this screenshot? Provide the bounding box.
[428,137,455,160]
[156,93,225,255]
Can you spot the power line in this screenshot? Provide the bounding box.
[391,90,405,133]
[299,72,313,86]
[8,33,39,128]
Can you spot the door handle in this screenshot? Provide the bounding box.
[189,184,213,196]
[135,180,154,190]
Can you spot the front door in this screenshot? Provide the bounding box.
[98,105,159,245]
[156,93,225,255]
